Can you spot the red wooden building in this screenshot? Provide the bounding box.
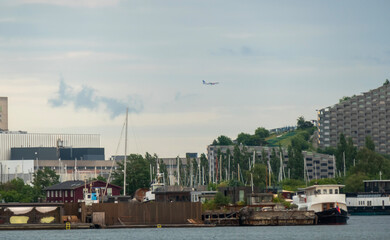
[45,180,121,203]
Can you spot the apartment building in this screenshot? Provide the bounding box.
[317,83,390,154]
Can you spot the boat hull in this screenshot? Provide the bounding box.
[315,208,349,225]
[347,206,390,215]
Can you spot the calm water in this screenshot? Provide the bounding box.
[1,215,389,240]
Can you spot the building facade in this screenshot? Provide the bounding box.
[45,180,121,203]
[317,83,390,154]
[0,97,8,131]
[0,131,101,161]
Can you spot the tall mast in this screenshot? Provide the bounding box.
[124,108,128,196]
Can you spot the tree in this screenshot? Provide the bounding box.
[113,154,150,195]
[236,132,252,145]
[270,148,280,182]
[214,192,230,206]
[200,153,209,184]
[384,79,389,86]
[255,127,270,139]
[246,164,267,191]
[287,142,304,180]
[365,136,375,151]
[212,135,233,146]
[0,178,37,203]
[345,172,368,192]
[351,148,390,179]
[297,116,314,130]
[32,167,60,199]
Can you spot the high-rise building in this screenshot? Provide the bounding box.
[0,97,8,131]
[317,82,390,154]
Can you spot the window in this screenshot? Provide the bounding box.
[55,191,58,197]
[329,189,333,194]
[47,191,49,197]
[323,189,327,194]
[335,189,339,194]
[59,191,62,197]
[71,190,73,197]
[65,191,68,197]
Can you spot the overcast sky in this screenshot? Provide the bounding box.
[1,0,390,158]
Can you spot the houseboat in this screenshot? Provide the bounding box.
[346,180,390,215]
[293,185,349,224]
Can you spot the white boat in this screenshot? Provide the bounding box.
[143,161,165,202]
[346,193,390,215]
[293,184,349,224]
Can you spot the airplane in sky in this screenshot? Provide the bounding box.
[202,80,219,85]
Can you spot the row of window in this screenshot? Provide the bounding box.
[46,190,74,198]
[358,200,372,206]
[316,189,339,195]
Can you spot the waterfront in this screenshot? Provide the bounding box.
[1,215,389,240]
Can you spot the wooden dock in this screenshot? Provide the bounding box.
[0,223,94,231]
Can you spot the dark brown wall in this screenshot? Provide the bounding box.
[87,202,202,226]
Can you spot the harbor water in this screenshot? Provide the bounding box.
[1,215,389,240]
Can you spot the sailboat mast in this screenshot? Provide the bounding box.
[124,108,128,196]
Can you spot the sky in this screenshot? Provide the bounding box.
[1,0,390,158]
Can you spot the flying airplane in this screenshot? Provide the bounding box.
[202,80,219,85]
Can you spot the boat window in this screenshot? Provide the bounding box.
[335,189,339,194]
[323,189,327,194]
[329,189,333,194]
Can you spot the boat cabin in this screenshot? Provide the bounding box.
[294,184,347,212]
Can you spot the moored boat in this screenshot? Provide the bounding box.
[293,184,349,224]
[346,193,390,215]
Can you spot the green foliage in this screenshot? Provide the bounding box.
[202,192,231,210]
[32,167,60,199]
[317,147,337,155]
[202,199,217,211]
[266,131,297,147]
[280,178,305,191]
[345,173,368,192]
[112,154,151,195]
[351,148,390,179]
[384,79,389,86]
[227,179,244,187]
[335,134,357,175]
[308,178,337,186]
[270,148,280,181]
[273,194,292,209]
[365,136,375,151]
[287,143,304,180]
[339,96,351,103]
[92,175,107,182]
[236,127,269,146]
[246,164,267,190]
[297,116,314,130]
[213,192,230,206]
[0,178,38,203]
[200,153,209,184]
[255,127,270,139]
[212,135,234,146]
[208,183,217,191]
